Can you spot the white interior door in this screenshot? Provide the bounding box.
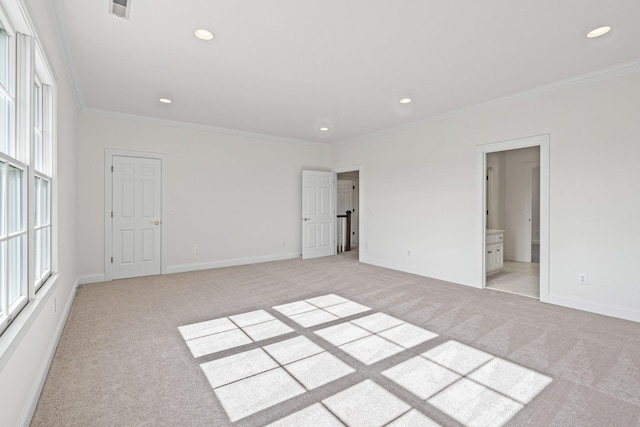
[112,156,162,279]
[302,170,336,259]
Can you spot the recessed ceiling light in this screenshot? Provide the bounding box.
[159,98,172,104]
[195,29,215,41]
[587,26,611,38]
[399,98,412,104]
[320,127,329,132]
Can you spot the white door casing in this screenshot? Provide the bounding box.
[302,170,336,259]
[111,156,162,279]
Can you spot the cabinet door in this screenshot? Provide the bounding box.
[495,244,504,270]
[486,246,496,272]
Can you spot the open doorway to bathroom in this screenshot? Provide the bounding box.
[483,144,543,299]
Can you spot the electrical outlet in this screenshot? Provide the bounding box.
[281,240,285,247]
[578,273,588,285]
[194,247,200,255]
[407,250,411,256]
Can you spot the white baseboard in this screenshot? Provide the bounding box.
[19,278,78,427]
[77,274,105,285]
[359,256,481,289]
[548,294,640,323]
[167,252,301,275]
[361,256,639,324]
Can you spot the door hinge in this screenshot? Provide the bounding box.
[353,185,355,189]
[111,211,113,218]
[111,166,114,172]
[111,257,113,263]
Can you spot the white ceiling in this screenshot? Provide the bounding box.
[54,0,640,143]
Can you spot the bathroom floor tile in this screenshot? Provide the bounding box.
[178,317,237,341]
[387,409,442,427]
[185,328,252,358]
[315,322,371,346]
[266,403,344,427]
[323,380,411,427]
[214,368,305,422]
[200,348,277,389]
[289,309,339,328]
[421,340,494,375]
[428,378,523,427]
[382,356,460,400]
[229,309,275,327]
[263,336,325,365]
[468,358,552,404]
[285,352,355,390]
[339,335,404,365]
[351,312,404,333]
[378,323,438,348]
[242,319,294,342]
[322,301,371,318]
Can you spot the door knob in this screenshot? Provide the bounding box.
[150,220,160,225]
[303,218,311,221]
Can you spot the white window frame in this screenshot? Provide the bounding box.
[0,156,29,332]
[0,6,29,334]
[0,3,57,338]
[32,77,52,290]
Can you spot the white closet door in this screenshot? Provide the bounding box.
[112,156,162,279]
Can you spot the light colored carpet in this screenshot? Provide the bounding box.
[31,251,640,426]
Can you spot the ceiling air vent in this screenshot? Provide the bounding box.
[110,0,131,19]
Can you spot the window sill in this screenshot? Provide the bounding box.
[0,273,64,372]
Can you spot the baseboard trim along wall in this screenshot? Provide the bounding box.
[359,256,480,290]
[166,253,301,275]
[362,256,639,324]
[548,294,640,323]
[80,254,302,285]
[19,280,78,427]
[77,274,106,285]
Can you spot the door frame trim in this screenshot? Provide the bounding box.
[476,135,549,302]
[104,149,168,281]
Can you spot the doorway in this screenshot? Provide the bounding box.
[104,149,168,281]
[337,171,359,248]
[477,135,549,302]
[300,167,362,261]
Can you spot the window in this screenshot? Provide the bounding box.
[0,10,56,335]
[33,79,52,289]
[0,17,27,333]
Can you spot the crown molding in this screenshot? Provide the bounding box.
[82,107,326,147]
[45,0,84,109]
[332,59,640,147]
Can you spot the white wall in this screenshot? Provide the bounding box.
[0,0,79,426]
[330,70,640,322]
[77,113,330,280]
